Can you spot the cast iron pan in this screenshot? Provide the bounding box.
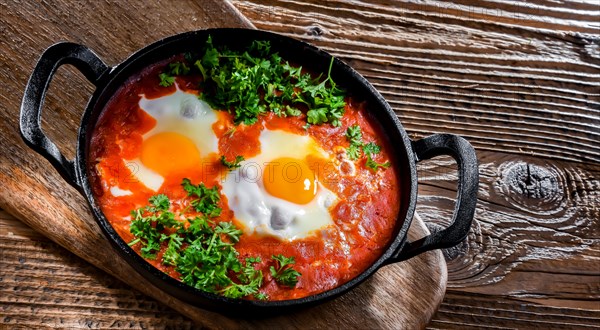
[20,28,478,315]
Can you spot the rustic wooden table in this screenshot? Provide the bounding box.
[1,0,599,329]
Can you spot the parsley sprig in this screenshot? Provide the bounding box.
[175,226,264,300]
[220,155,244,170]
[181,178,222,217]
[270,254,301,287]
[345,125,363,161]
[345,125,391,172]
[158,73,175,87]
[128,194,179,259]
[364,142,391,171]
[160,36,346,126]
[158,61,190,87]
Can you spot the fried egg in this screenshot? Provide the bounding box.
[122,85,218,192]
[222,129,338,240]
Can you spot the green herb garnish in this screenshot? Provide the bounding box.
[129,179,301,300]
[363,141,390,171]
[175,233,262,299]
[220,155,244,170]
[365,154,391,171]
[168,61,190,75]
[148,194,170,212]
[128,194,181,259]
[181,178,222,217]
[362,142,381,155]
[254,292,269,301]
[161,233,184,266]
[158,61,190,87]
[345,125,363,160]
[128,179,282,300]
[158,72,175,87]
[161,36,346,126]
[270,254,301,287]
[215,221,243,243]
[345,126,390,171]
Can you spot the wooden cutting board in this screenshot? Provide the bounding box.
[0,1,446,328]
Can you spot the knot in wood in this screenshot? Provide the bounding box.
[504,162,559,200]
[307,25,325,37]
[497,161,568,217]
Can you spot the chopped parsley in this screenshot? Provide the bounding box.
[128,194,180,259]
[346,144,361,161]
[158,73,175,87]
[270,254,301,287]
[220,155,244,170]
[159,36,346,126]
[168,61,190,76]
[157,61,190,87]
[175,228,263,299]
[362,142,381,155]
[181,178,222,217]
[345,126,390,172]
[161,233,184,266]
[214,221,243,243]
[345,125,363,160]
[148,194,170,212]
[363,141,390,171]
[127,178,296,300]
[254,292,269,301]
[365,153,391,172]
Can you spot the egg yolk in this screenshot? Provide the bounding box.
[141,132,201,177]
[263,157,317,205]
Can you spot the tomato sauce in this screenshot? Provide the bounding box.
[89,58,401,300]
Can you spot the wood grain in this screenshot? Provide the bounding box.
[0,0,447,329]
[417,152,599,305]
[0,210,196,329]
[1,0,599,328]
[3,208,598,329]
[430,291,600,330]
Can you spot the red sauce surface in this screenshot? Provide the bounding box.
[89,58,402,300]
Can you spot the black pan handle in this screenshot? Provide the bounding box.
[390,134,478,262]
[20,42,109,190]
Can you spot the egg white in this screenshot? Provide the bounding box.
[124,85,219,191]
[222,128,338,240]
[138,86,218,154]
[109,186,133,197]
[125,158,165,191]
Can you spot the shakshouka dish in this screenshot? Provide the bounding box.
[89,37,401,301]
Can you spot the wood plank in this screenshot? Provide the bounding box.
[0,210,196,329]
[0,0,446,328]
[415,151,599,306]
[430,291,600,330]
[0,3,256,326]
